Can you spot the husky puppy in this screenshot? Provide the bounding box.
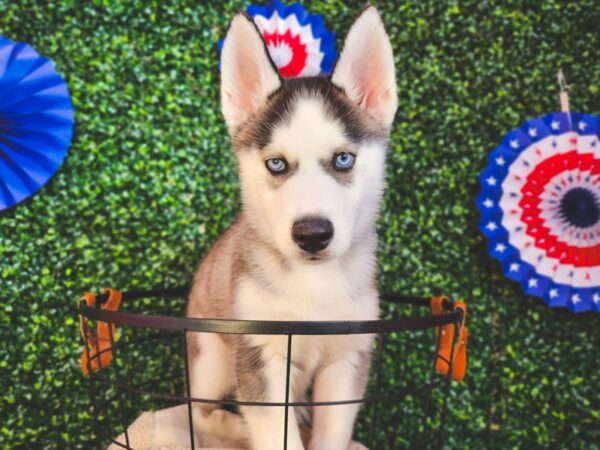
[186,6,397,450]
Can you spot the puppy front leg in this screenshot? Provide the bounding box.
[237,340,304,450]
[308,352,370,450]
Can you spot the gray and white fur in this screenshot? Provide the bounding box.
[185,6,398,450]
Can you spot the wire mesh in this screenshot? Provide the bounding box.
[79,289,463,450]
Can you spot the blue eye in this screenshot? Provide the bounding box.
[334,152,356,171]
[266,157,288,174]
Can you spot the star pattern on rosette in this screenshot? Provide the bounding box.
[478,112,600,313]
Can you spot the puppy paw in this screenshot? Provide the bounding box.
[206,408,247,439]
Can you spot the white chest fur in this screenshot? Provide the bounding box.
[234,255,378,393]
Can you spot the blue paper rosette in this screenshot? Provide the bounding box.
[478,112,600,313]
[0,36,74,211]
[219,0,336,78]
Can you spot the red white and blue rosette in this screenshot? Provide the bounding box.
[219,0,336,78]
[0,35,74,211]
[477,112,600,313]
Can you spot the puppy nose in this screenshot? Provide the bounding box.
[292,217,334,253]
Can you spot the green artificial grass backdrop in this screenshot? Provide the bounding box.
[1,0,599,448]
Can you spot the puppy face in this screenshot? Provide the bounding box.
[220,8,397,263]
[234,82,387,263]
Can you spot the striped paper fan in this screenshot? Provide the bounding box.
[0,36,74,211]
[219,0,336,78]
[478,112,600,313]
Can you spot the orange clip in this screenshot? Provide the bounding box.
[431,297,468,382]
[79,288,122,375]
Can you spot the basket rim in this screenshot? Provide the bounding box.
[78,290,463,335]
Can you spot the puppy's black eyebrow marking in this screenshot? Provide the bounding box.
[233,77,387,151]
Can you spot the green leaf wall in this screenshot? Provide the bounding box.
[1,1,598,448]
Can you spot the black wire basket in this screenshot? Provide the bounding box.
[78,287,466,450]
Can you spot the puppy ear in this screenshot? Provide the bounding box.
[331,6,397,129]
[220,13,282,132]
